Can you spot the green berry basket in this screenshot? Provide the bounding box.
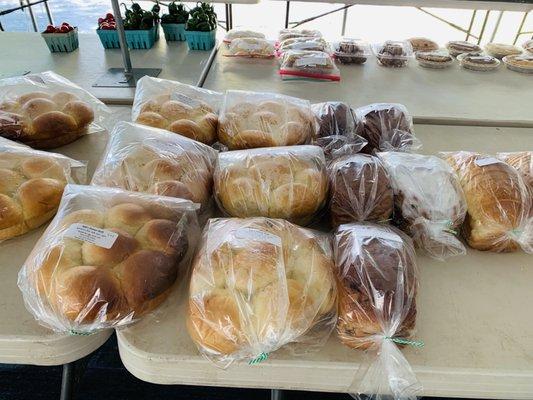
[41,28,79,53]
[185,30,216,50]
[96,29,121,49]
[124,26,158,49]
[161,23,186,41]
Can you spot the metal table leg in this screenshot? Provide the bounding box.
[285,1,290,29]
[477,10,490,45]
[225,4,230,31]
[271,389,285,400]
[341,4,348,36]
[514,10,530,44]
[466,10,477,41]
[229,3,233,30]
[490,11,504,42]
[60,362,75,400]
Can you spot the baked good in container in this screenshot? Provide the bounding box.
[502,54,533,74]
[415,50,453,68]
[214,145,328,225]
[278,37,329,53]
[445,41,481,57]
[484,42,522,59]
[523,39,533,54]
[458,53,500,71]
[187,217,337,366]
[328,154,393,227]
[279,50,340,81]
[223,29,265,43]
[333,38,371,64]
[218,90,315,150]
[18,184,199,333]
[372,41,413,67]
[226,37,275,58]
[132,76,222,145]
[407,37,439,53]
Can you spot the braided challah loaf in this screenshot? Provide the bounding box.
[187,218,337,365]
[214,146,328,225]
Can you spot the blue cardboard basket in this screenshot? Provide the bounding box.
[96,29,120,49]
[185,30,216,50]
[41,28,79,53]
[125,26,157,49]
[161,23,186,41]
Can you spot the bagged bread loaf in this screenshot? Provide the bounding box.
[443,151,532,253]
[132,76,222,145]
[278,28,322,43]
[0,137,86,241]
[18,184,199,333]
[328,154,393,227]
[187,217,337,367]
[334,222,421,400]
[214,145,328,225]
[225,38,275,58]
[91,122,216,215]
[218,90,316,150]
[379,152,467,260]
[223,29,265,44]
[0,71,109,149]
[355,103,420,154]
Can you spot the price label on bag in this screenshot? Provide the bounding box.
[475,157,500,167]
[170,92,202,108]
[65,223,118,249]
[294,56,327,67]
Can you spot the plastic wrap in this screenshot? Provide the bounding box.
[372,41,413,67]
[502,55,533,74]
[379,152,467,260]
[223,29,265,44]
[311,101,367,159]
[407,37,439,53]
[0,71,110,149]
[18,184,200,334]
[0,137,86,241]
[333,38,372,65]
[225,37,275,58]
[334,222,420,400]
[445,41,482,57]
[442,151,532,253]
[187,217,337,367]
[328,154,393,227]
[457,54,500,72]
[214,145,328,225]
[132,76,222,144]
[497,151,533,216]
[91,121,217,215]
[278,28,322,43]
[415,50,453,69]
[484,43,522,59]
[278,37,329,54]
[218,90,316,150]
[355,103,420,154]
[279,50,341,81]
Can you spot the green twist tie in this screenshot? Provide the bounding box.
[442,220,457,235]
[384,336,424,348]
[248,352,269,365]
[510,229,522,236]
[69,330,93,336]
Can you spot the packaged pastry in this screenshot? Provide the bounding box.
[91,121,217,214]
[334,222,421,399]
[523,39,533,54]
[278,28,322,43]
[214,145,328,225]
[279,50,341,81]
[407,37,439,53]
[132,76,222,145]
[457,53,500,71]
[223,29,265,44]
[415,50,453,69]
[0,71,109,149]
[278,37,329,53]
[18,184,200,334]
[333,38,371,65]
[442,151,532,253]
[311,101,366,159]
[328,154,393,227]
[355,103,420,153]
[187,217,337,367]
[225,37,275,58]
[372,41,413,67]
[502,54,533,74]
[379,152,467,260]
[497,151,533,216]
[445,40,482,57]
[218,90,316,150]
[0,137,86,241]
[484,42,522,59]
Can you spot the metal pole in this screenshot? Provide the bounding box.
[466,9,477,41]
[477,10,490,45]
[284,1,290,29]
[225,4,230,31]
[43,0,54,25]
[60,363,74,400]
[229,3,233,30]
[489,11,503,42]
[271,389,284,400]
[111,0,133,74]
[513,11,529,45]
[341,5,348,36]
[25,0,38,32]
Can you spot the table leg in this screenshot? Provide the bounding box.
[489,11,503,42]
[477,10,490,45]
[466,10,477,41]
[513,11,530,44]
[341,5,348,36]
[229,3,233,30]
[59,355,91,400]
[285,1,290,29]
[271,389,285,400]
[225,4,230,31]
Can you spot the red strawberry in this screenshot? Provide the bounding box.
[98,17,104,24]
[59,25,69,33]
[44,24,55,33]
[106,13,114,20]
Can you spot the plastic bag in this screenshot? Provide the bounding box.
[279,50,341,81]
[372,41,414,68]
[355,103,420,154]
[0,71,110,149]
[218,90,316,150]
[311,101,367,159]
[278,28,322,43]
[18,184,200,334]
[278,37,330,54]
[132,76,222,145]
[442,151,532,253]
[333,222,421,400]
[225,37,275,58]
[0,136,86,241]
[214,145,328,225]
[378,152,467,260]
[187,217,337,367]
[333,38,372,65]
[223,28,265,44]
[91,121,217,215]
[497,151,533,198]
[328,154,393,227]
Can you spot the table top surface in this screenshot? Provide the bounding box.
[117,123,533,399]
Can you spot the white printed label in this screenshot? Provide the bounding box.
[239,41,263,51]
[475,157,500,167]
[170,92,201,108]
[234,228,282,246]
[65,223,118,249]
[353,225,403,245]
[294,56,327,67]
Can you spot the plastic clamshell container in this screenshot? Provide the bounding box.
[185,30,216,51]
[333,38,371,65]
[161,23,186,41]
[41,28,79,53]
[125,26,158,49]
[372,40,413,67]
[96,28,120,49]
[457,53,501,71]
[502,54,533,74]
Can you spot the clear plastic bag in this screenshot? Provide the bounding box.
[18,184,200,334]
[214,145,328,225]
[187,217,337,367]
[279,50,341,81]
[218,90,316,150]
[278,28,322,43]
[225,37,275,58]
[91,121,217,215]
[328,154,393,227]
[355,103,420,154]
[132,76,222,145]
[223,28,265,44]
[0,136,86,241]
[278,37,330,54]
[0,71,110,149]
[497,151,533,196]
[311,101,367,159]
[442,151,532,253]
[333,38,372,65]
[378,152,467,260]
[333,222,421,400]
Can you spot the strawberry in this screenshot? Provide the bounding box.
[44,24,55,33]
[98,17,104,24]
[106,13,114,20]
[59,25,69,33]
